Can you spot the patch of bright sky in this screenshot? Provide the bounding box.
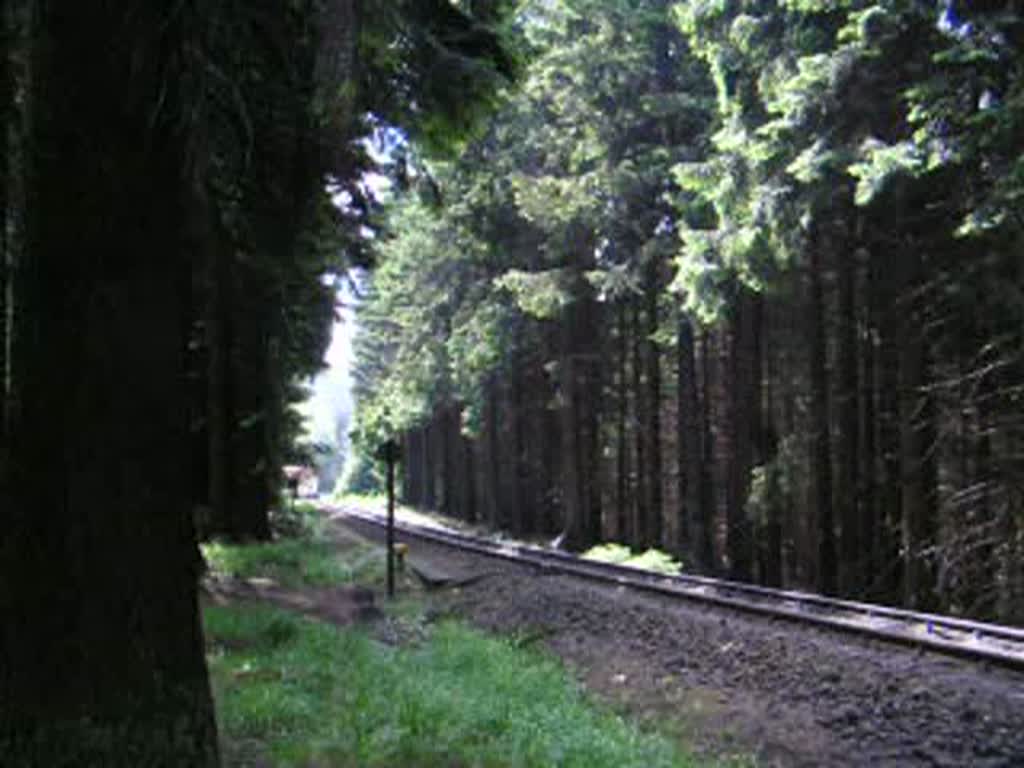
[300,272,361,447]
[303,121,405,453]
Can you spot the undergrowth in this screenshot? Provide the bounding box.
[205,604,695,767]
[583,543,683,575]
[202,502,379,588]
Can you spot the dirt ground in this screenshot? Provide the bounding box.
[333,514,1024,768]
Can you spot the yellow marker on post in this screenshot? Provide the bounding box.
[394,542,408,570]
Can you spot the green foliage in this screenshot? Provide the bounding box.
[350,0,716,471]
[848,139,924,206]
[494,268,574,319]
[583,543,684,575]
[203,538,343,588]
[671,0,1024,304]
[201,517,381,589]
[744,435,799,527]
[340,451,385,497]
[206,606,696,767]
[361,1,523,154]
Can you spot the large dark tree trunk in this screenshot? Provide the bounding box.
[725,289,757,581]
[836,234,861,596]
[809,238,838,595]
[0,0,11,471]
[413,423,431,512]
[404,428,420,506]
[0,4,219,763]
[401,431,413,503]
[537,348,562,535]
[560,313,585,547]
[580,295,603,548]
[699,328,718,571]
[424,418,437,509]
[897,255,938,610]
[558,269,601,550]
[860,256,880,597]
[677,313,712,570]
[461,419,478,523]
[631,299,648,548]
[440,405,454,517]
[231,296,274,541]
[643,260,663,548]
[616,302,630,542]
[878,315,905,602]
[970,393,995,617]
[0,225,5,459]
[511,366,532,534]
[486,381,505,528]
[205,230,236,537]
[261,328,284,536]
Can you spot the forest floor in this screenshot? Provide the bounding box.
[333,503,1024,768]
[200,505,724,767]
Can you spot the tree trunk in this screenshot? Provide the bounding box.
[205,231,235,537]
[424,419,436,509]
[486,381,504,528]
[898,276,937,610]
[836,245,861,595]
[725,289,756,581]
[677,313,711,570]
[440,406,454,517]
[406,428,420,506]
[632,299,647,548]
[541,371,561,535]
[616,302,630,542]
[753,296,781,588]
[558,271,601,549]
[0,0,10,471]
[401,431,413,503]
[260,329,284,536]
[643,260,663,548]
[511,366,531,534]
[580,292,603,548]
[699,328,717,572]
[860,252,880,597]
[559,323,583,547]
[462,420,478,523]
[809,238,838,595]
[0,4,220,762]
[878,318,904,602]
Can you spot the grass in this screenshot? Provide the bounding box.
[203,537,353,587]
[202,502,380,588]
[583,543,683,576]
[202,502,725,766]
[205,604,698,767]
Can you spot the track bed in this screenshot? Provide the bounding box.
[331,504,1024,767]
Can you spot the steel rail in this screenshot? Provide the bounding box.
[331,504,1024,672]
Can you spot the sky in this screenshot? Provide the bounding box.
[301,275,359,448]
[302,136,394,456]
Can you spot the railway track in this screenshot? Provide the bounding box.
[331,503,1024,672]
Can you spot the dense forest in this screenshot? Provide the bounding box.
[0,1,512,764]
[351,0,1024,623]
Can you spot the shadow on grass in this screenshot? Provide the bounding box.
[205,604,698,768]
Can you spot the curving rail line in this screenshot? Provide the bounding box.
[330,503,1024,673]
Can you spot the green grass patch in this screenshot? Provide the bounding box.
[203,538,354,587]
[583,543,683,576]
[206,604,698,767]
[202,505,380,588]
